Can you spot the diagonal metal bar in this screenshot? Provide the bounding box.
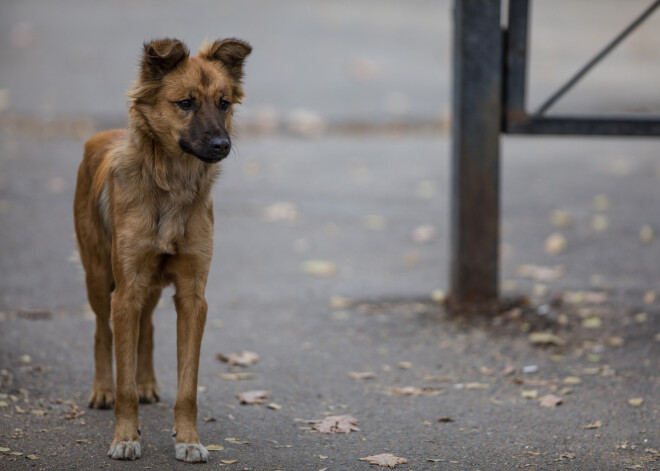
[535,0,660,116]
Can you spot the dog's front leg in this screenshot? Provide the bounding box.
[170,259,210,463]
[107,285,144,460]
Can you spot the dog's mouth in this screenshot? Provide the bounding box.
[178,139,227,164]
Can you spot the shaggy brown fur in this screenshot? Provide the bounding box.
[73,38,251,462]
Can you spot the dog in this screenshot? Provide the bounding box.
[73,37,251,462]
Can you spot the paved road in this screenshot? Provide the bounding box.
[1,1,659,470]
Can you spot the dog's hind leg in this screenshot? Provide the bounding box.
[136,287,162,403]
[86,267,115,409]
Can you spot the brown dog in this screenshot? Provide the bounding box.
[73,37,251,462]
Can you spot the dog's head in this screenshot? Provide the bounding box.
[128,38,251,163]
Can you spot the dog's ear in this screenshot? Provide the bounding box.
[141,38,190,80]
[201,39,252,82]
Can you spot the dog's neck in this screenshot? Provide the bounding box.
[125,107,219,199]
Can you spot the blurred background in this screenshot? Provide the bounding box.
[1,0,659,313]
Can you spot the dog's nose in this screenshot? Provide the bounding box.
[209,137,230,155]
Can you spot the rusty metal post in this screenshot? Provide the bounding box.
[449,0,502,310]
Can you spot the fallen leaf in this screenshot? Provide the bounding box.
[225,438,250,445]
[591,214,609,232]
[550,210,573,228]
[349,371,376,380]
[539,394,563,408]
[559,452,577,460]
[26,455,40,460]
[438,417,454,423]
[287,108,327,136]
[206,445,224,451]
[301,260,337,277]
[19,354,31,364]
[267,403,282,410]
[218,372,256,381]
[0,401,7,408]
[262,202,299,223]
[563,376,582,385]
[582,317,602,329]
[237,390,270,405]
[582,420,602,429]
[464,382,490,390]
[501,365,516,376]
[330,296,352,308]
[0,447,10,452]
[9,452,23,456]
[643,291,656,305]
[634,312,648,323]
[606,337,624,347]
[640,225,654,243]
[216,351,259,368]
[430,289,445,303]
[529,332,565,346]
[313,415,359,434]
[545,233,567,255]
[411,224,435,244]
[396,361,412,370]
[391,387,441,397]
[359,453,408,468]
[627,397,644,407]
[221,459,238,464]
[521,390,538,399]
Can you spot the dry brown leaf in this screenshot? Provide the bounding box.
[348,371,376,380]
[205,445,224,451]
[216,351,259,368]
[539,394,563,408]
[359,453,408,468]
[225,438,250,445]
[218,372,256,381]
[301,260,337,277]
[391,386,441,397]
[563,376,582,385]
[464,382,490,390]
[582,420,602,429]
[237,390,270,405]
[411,224,436,244]
[550,210,573,228]
[313,415,360,434]
[529,332,565,346]
[521,390,538,399]
[262,202,299,223]
[438,417,454,423]
[545,233,567,255]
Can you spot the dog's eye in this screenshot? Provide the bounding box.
[219,100,231,111]
[176,99,195,111]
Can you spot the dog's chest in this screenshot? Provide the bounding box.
[154,197,192,255]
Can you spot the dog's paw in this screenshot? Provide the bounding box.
[137,381,160,404]
[175,443,209,463]
[108,441,141,460]
[88,388,115,409]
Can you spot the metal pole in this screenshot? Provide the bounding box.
[449,0,502,310]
